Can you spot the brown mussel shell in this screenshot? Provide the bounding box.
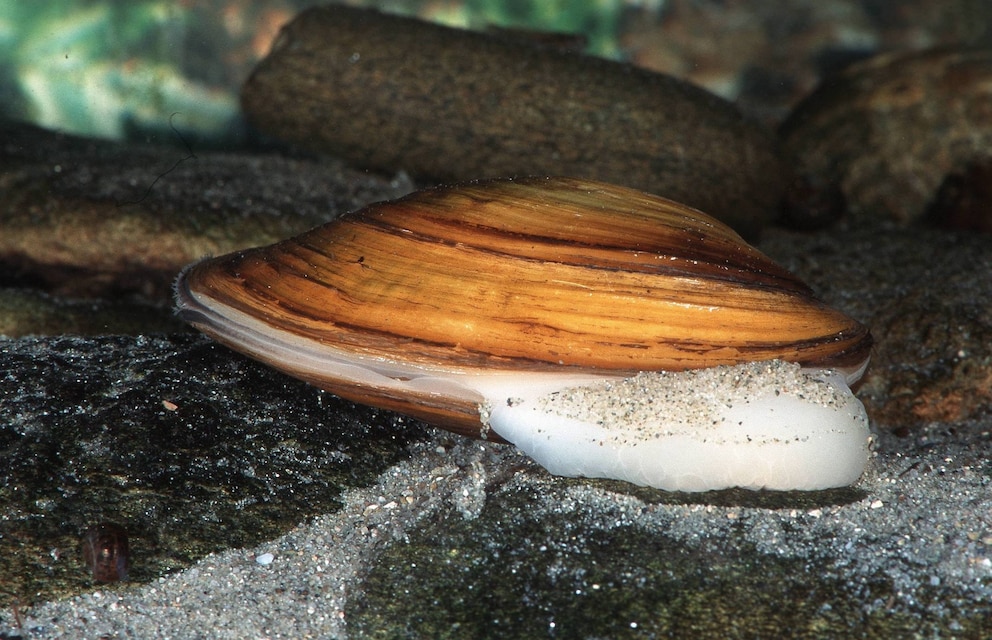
[176,177,871,436]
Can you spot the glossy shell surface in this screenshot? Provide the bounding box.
[176,177,871,435]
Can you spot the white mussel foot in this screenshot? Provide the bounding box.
[481,360,870,492]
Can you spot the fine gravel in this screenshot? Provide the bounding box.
[2,421,989,638]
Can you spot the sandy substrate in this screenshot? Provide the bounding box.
[3,420,989,638]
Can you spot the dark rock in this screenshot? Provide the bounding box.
[0,120,412,300]
[0,334,429,606]
[241,5,788,236]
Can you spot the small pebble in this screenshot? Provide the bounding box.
[255,553,274,566]
[81,522,130,583]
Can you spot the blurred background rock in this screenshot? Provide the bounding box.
[4,0,992,144]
